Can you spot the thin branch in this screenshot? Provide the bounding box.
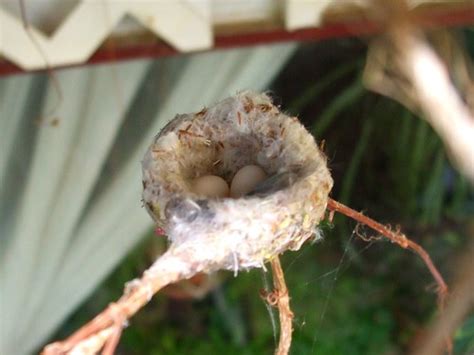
[326,198,448,310]
[101,326,122,355]
[270,257,294,355]
[327,198,451,353]
[400,33,474,182]
[414,240,474,355]
[100,304,126,355]
[44,327,114,355]
[364,0,474,182]
[42,250,197,354]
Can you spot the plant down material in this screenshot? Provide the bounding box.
[142,91,333,273]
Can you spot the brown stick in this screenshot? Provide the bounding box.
[364,1,474,182]
[101,313,125,355]
[41,250,196,354]
[414,239,474,355]
[270,257,294,355]
[326,198,451,352]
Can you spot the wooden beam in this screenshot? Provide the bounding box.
[1,5,473,77]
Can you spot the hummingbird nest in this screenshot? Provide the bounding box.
[142,92,333,274]
[43,91,448,355]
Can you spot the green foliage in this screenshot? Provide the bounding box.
[455,315,474,355]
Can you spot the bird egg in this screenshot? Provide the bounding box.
[230,165,267,198]
[192,175,229,198]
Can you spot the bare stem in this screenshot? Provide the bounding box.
[327,198,448,308]
[270,257,294,355]
[326,198,451,353]
[414,240,474,355]
[401,33,474,182]
[41,250,195,354]
[364,0,474,182]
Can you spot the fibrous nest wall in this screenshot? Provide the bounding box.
[142,92,333,274]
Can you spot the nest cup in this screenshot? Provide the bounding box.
[142,92,333,273]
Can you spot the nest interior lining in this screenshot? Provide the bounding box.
[142,92,333,271]
[155,96,319,198]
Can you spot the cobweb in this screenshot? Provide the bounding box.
[264,226,379,354]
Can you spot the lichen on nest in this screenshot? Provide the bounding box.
[142,92,333,274]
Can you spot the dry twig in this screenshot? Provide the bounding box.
[270,257,294,355]
[414,238,474,355]
[364,0,474,182]
[42,249,199,354]
[327,198,448,309]
[327,198,451,353]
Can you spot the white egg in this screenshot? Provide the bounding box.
[192,175,229,198]
[230,165,267,198]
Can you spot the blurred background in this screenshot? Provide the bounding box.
[0,1,473,354]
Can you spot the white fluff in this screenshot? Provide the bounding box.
[142,92,333,273]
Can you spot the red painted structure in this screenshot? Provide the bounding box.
[1,5,473,76]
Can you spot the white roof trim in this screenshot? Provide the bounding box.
[0,0,212,70]
[0,0,465,71]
